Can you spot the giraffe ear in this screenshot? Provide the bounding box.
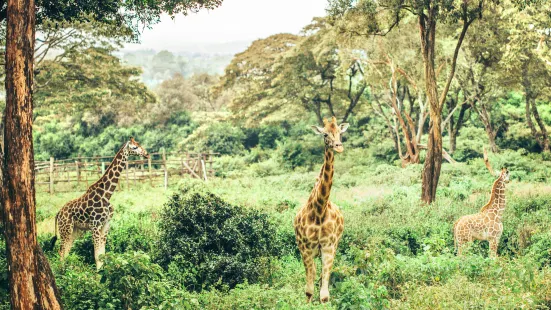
[311,125,325,135]
[339,123,350,133]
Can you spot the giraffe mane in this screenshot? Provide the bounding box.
[479,176,502,212]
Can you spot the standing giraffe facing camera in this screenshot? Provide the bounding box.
[294,116,348,303]
[50,137,149,270]
[454,167,510,257]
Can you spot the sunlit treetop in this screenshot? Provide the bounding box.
[0,0,223,39]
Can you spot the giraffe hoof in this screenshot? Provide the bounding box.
[305,292,313,303]
[320,296,329,303]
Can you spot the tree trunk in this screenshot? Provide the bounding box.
[419,11,443,204]
[485,128,498,153]
[530,98,550,152]
[2,0,62,308]
[449,103,469,154]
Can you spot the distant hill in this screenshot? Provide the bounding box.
[119,41,252,87]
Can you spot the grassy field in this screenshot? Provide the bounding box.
[26,148,551,309]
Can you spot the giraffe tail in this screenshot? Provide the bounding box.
[48,213,59,251]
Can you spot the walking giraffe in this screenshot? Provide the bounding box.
[50,137,149,269]
[454,167,510,257]
[294,116,347,303]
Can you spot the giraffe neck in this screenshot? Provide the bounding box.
[482,178,506,220]
[308,147,334,216]
[90,143,129,200]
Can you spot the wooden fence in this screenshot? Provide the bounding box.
[35,150,218,194]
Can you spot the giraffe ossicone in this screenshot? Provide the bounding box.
[454,167,510,258]
[50,137,149,270]
[294,116,347,303]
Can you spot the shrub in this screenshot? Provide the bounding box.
[453,127,487,162]
[100,252,192,309]
[57,269,116,310]
[276,140,319,170]
[258,125,284,149]
[156,190,281,291]
[333,277,390,310]
[202,122,246,155]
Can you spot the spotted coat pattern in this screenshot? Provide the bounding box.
[454,168,510,257]
[294,117,347,303]
[53,138,149,269]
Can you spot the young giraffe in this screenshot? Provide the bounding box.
[294,116,348,303]
[454,167,510,257]
[50,137,149,269]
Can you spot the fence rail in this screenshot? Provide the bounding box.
[34,150,218,194]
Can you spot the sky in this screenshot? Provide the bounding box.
[123,0,327,52]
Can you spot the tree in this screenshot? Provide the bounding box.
[1,0,224,307]
[329,0,486,203]
[34,46,156,126]
[152,73,228,124]
[216,33,304,125]
[218,18,370,126]
[2,0,62,307]
[501,3,551,152]
[455,9,507,153]
[441,83,470,154]
[272,18,368,124]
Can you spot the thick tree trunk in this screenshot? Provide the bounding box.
[485,128,498,153]
[2,0,62,308]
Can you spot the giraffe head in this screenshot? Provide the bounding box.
[127,137,150,158]
[500,167,510,183]
[311,116,349,153]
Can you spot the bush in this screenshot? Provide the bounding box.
[203,122,246,155]
[276,140,319,170]
[100,252,192,309]
[453,127,487,162]
[156,190,281,291]
[57,269,116,310]
[258,125,285,149]
[333,277,390,310]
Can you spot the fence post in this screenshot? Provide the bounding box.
[133,166,137,188]
[101,161,106,175]
[148,155,152,187]
[85,159,89,187]
[49,157,54,194]
[76,156,80,188]
[162,149,167,190]
[201,158,208,181]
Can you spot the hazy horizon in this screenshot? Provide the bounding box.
[123,0,327,54]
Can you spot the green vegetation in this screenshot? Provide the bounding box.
[1,0,551,308]
[0,145,549,308]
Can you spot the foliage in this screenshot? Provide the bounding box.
[182,122,246,155]
[35,47,155,126]
[153,73,230,116]
[156,188,282,291]
[33,113,196,160]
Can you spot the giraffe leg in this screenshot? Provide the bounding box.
[300,249,316,303]
[320,245,336,303]
[489,238,499,258]
[59,220,75,260]
[456,233,472,257]
[92,227,106,270]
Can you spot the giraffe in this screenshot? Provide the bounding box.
[454,167,510,257]
[294,116,348,303]
[50,137,149,270]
